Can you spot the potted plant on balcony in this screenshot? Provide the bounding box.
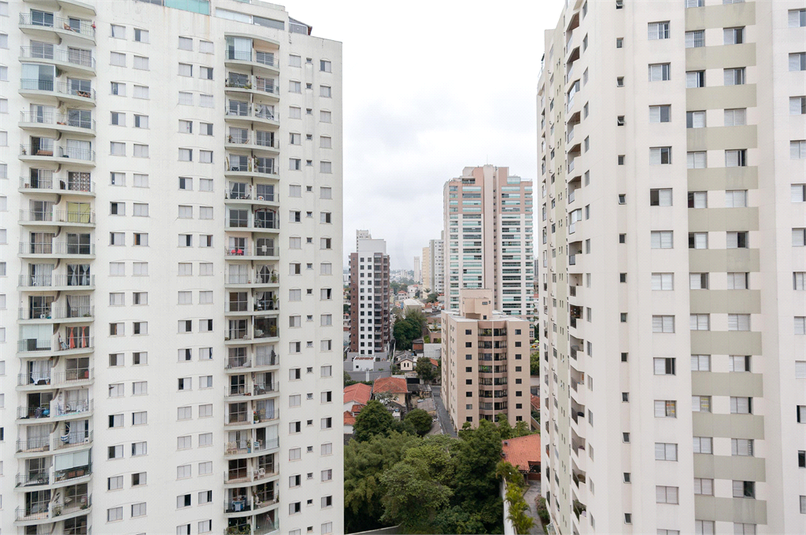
[268,324,277,337]
[270,271,278,283]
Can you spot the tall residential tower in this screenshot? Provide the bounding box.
[348,235,391,355]
[539,1,806,534]
[442,165,534,318]
[0,1,343,534]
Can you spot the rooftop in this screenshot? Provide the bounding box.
[373,376,408,395]
[501,434,542,472]
[344,383,372,406]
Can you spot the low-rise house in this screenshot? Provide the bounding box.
[372,376,410,412]
[352,355,375,371]
[501,434,542,480]
[344,383,372,414]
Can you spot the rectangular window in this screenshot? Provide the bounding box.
[791,96,806,116]
[110,52,126,66]
[686,111,706,128]
[790,52,806,71]
[649,105,671,123]
[728,314,751,331]
[320,110,332,123]
[133,85,149,99]
[650,189,673,206]
[724,27,744,45]
[685,30,705,48]
[178,92,193,106]
[790,9,806,27]
[133,56,149,70]
[652,316,675,333]
[651,231,673,249]
[732,438,754,456]
[200,66,213,80]
[689,232,708,249]
[320,59,332,72]
[650,146,672,165]
[724,108,746,126]
[134,28,148,42]
[686,71,705,88]
[133,144,149,158]
[178,63,192,77]
[792,141,806,160]
[648,63,671,81]
[651,273,674,290]
[655,443,678,461]
[725,190,748,207]
[656,486,679,504]
[694,478,713,496]
[690,314,710,331]
[724,68,746,85]
[654,358,676,375]
[692,395,711,412]
[693,436,713,454]
[654,400,676,418]
[648,22,670,40]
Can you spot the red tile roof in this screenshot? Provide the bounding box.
[530,394,541,411]
[344,411,356,426]
[373,376,408,395]
[501,434,542,472]
[343,383,372,406]
[429,358,439,367]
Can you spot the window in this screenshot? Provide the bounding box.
[690,314,710,331]
[688,191,707,208]
[134,233,148,246]
[654,357,676,375]
[133,85,149,99]
[687,152,707,170]
[133,56,149,70]
[648,63,671,81]
[648,22,670,40]
[727,231,749,249]
[694,478,713,496]
[178,63,192,77]
[685,30,705,48]
[725,189,748,208]
[650,189,673,206]
[108,507,123,522]
[689,232,708,249]
[654,400,676,418]
[108,445,123,458]
[320,59,332,72]
[131,441,147,456]
[729,314,751,331]
[320,110,332,123]
[108,475,124,490]
[793,141,806,160]
[111,82,126,96]
[733,481,755,499]
[649,105,671,123]
[686,0,704,5]
[724,27,744,45]
[179,148,192,161]
[725,67,746,86]
[790,52,806,72]
[178,92,193,106]
[111,24,125,38]
[730,397,752,414]
[616,38,623,48]
[655,443,678,461]
[693,436,713,454]
[321,187,333,199]
[320,161,332,173]
[134,28,148,42]
[200,150,213,163]
[650,146,672,165]
[687,70,705,88]
[732,438,754,456]
[656,486,679,504]
[651,231,673,249]
[289,81,301,93]
[686,111,706,128]
[791,9,806,27]
[199,95,214,108]
[653,316,675,333]
[321,443,333,455]
[109,52,127,68]
[692,395,711,412]
[110,142,125,156]
[133,144,149,158]
[724,108,746,126]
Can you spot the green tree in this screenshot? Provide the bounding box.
[353,400,396,442]
[505,484,535,534]
[344,431,421,532]
[393,313,425,350]
[415,357,436,384]
[344,370,355,387]
[497,412,514,440]
[380,441,454,531]
[404,408,433,436]
[514,420,532,437]
[426,292,439,303]
[530,352,540,376]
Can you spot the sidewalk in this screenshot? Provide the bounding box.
[523,482,546,535]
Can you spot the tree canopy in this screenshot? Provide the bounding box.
[404,408,433,436]
[394,311,426,350]
[415,357,436,383]
[353,400,397,443]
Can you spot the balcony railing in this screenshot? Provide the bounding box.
[18,406,51,419]
[16,471,51,487]
[18,338,52,352]
[20,145,96,162]
[16,437,51,453]
[20,175,95,194]
[19,209,96,225]
[56,430,93,450]
[54,463,91,482]
[20,111,95,131]
[20,46,95,69]
[253,382,278,396]
[225,245,277,258]
[226,50,277,68]
[19,242,95,256]
[20,79,96,100]
[19,274,95,288]
[225,108,278,124]
[19,13,96,39]
[54,399,92,417]
[19,305,94,320]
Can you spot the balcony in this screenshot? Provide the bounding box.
[20,145,95,166]
[54,464,91,484]
[54,430,93,451]
[19,209,95,227]
[225,50,280,75]
[15,494,91,524]
[224,107,280,129]
[18,405,51,420]
[19,46,95,74]
[225,437,280,456]
[20,79,95,105]
[20,175,95,197]
[16,437,51,454]
[52,399,93,419]
[224,272,279,288]
[18,13,96,42]
[225,75,280,100]
[20,109,95,133]
[224,244,277,261]
[16,471,51,488]
[18,305,94,322]
[224,158,278,180]
[225,214,279,233]
[18,242,95,258]
[225,188,278,205]
[19,274,95,290]
[225,133,280,154]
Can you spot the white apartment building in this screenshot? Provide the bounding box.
[422,235,444,295]
[443,165,534,318]
[538,1,806,535]
[348,236,391,355]
[0,1,343,534]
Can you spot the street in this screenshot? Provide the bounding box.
[431,385,456,437]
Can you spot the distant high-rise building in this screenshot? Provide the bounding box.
[422,246,431,292]
[443,165,534,317]
[539,2,806,535]
[349,236,390,354]
[355,229,371,251]
[0,1,343,533]
[413,256,421,284]
[422,237,444,295]
[440,289,530,428]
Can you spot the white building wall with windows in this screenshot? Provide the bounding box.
[539,1,806,535]
[0,1,342,534]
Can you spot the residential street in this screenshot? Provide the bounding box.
[431,385,456,437]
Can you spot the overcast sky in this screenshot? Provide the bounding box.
[283,0,563,270]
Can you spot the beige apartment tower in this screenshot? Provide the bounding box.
[441,289,530,428]
[443,165,534,318]
[539,1,806,535]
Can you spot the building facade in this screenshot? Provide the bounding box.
[442,165,534,318]
[440,289,530,428]
[348,236,390,355]
[538,1,806,534]
[413,255,420,285]
[421,245,430,292]
[0,1,343,534]
[422,235,444,296]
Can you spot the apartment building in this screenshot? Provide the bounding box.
[0,1,343,534]
[440,289,530,428]
[348,234,391,355]
[442,165,534,318]
[538,1,806,534]
[422,235,444,295]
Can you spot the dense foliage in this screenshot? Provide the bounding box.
[530,351,540,376]
[393,310,426,350]
[415,357,436,383]
[345,419,506,534]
